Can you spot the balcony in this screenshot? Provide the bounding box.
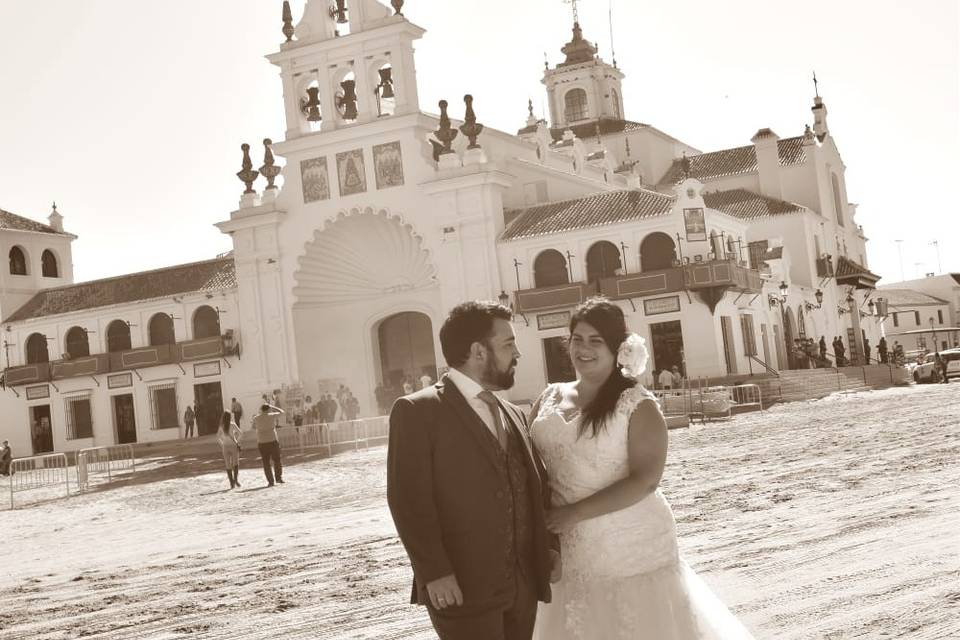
[514,259,763,316]
[3,336,231,387]
[816,256,835,279]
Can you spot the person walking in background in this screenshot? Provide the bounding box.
[0,440,12,476]
[657,367,673,390]
[218,411,243,489]
[819,336,828,363]
[183,405,196,439]
[231,397,244,428]
[837,337,847,366]
[878,337,889,364]
[670,365,684,389]
[864,338,872,364]
[252,403,285,486]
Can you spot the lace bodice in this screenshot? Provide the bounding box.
[530,384,679,579]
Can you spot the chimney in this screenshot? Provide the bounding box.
[750,128,782,199]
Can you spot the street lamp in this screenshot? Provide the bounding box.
[778,281,789,303]
[498,290,511,309]
[814,289,824,308]
[929,317,939,357]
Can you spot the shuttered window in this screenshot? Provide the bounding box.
[149,383,179,430]
[65,394,93,440]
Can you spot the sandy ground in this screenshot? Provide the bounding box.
[1,383,958,639]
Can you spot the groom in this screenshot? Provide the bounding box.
[387,301,559,640]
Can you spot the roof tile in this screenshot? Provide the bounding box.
[702,189,804,219]
[4,258,236,323]
[0,208,70,235]
[658,136,806,185]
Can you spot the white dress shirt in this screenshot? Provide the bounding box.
[446,368,508,440]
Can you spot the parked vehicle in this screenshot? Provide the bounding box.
[912,349,960,383]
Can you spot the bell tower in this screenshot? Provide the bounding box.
[268,0,423,140]
[543,11,625,129]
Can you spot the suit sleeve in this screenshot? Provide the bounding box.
[386,396,454,584]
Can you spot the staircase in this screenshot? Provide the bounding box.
[769,365,910,404]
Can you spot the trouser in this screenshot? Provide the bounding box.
[426,566,537,640]
[233,411,242,427]
[185,422,195,438]
[258,441,283,483]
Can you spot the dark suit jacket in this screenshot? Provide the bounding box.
[387,374,555,615]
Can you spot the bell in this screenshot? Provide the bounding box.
[378,67,395,99]
[304,87,322,122]
[339,79,358,120]
[330,0,349,24]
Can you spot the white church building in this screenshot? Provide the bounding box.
[0,0,884,456]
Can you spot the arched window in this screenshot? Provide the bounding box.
[831,174,845,227]
[533,250,569,288]
[106,320,132,353]
[192,305,221,339]
[9,246,27,275]
[26,333,49,364]
[41,250,59,277]
[564,88,589,122]
[65,326,90,358]
[612,89,621,119]
[148,313,176,346]
[639,233,678,272]
[586,241,622,283]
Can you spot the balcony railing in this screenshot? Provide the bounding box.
[514,259,763,314]
[4,335,230,387]
[816,256,835,278]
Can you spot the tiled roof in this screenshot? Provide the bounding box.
[517,118,649,139]
[501,189,675,241]
[878,288,949,307]
[0,207,70,235]
[658,136,806,185]
[835,255,881,283]
[702,189,804,220]
[4,257,236,323]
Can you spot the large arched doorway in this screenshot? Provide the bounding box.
[192,305,221,339]
[585,241,622,283]
[533,249,569,287]
[376,311,437,407]
[148,313,176,346]
[639,232,677,272]
[107,320,132,352]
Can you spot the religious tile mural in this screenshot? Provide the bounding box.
[300,156,330,203]
[373,141,404,189]
[336,148,367,197]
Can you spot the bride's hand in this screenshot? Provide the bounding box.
[545,505,580,533]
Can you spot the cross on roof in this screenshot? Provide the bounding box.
[813,71,819,98]
[563,0,580,24]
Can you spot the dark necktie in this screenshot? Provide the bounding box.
[477,391,509,450]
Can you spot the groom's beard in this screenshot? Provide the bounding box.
[482,354,517,390]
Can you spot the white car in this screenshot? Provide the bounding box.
[912,349,960,383]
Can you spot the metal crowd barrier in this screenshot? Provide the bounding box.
[7,453,70,509]
[76,444,137,492]
[652,385,734,423]
[275,416,390,456]
[730,384,763,412]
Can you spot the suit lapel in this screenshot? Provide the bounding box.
[437,376,504,473]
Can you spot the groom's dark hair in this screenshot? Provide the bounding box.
[440,301,512,367]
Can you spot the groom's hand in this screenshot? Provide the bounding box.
[426,573,463,610]
[549,549,562,583]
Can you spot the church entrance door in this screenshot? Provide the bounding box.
[377,312,437,402]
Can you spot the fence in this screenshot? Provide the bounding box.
[7,453,70,509]
[730,384,763,412]
[76,444,137,492]
[274,416,390,456]
[652,385,738,423]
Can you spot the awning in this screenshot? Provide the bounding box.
[835,255,881,290]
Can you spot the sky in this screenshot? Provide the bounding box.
[0,0,957,285]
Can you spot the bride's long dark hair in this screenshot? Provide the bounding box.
[570,297,636,439]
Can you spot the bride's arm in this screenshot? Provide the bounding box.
[546,399,667,531]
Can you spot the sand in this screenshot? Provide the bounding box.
[1,383,958,639]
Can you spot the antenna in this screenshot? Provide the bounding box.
[930,240,942,274]
[609,0,617,68]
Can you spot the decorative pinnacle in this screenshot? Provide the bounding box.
[459,94,484,149]
[433,100,458,155]
[282,1,295,42]
[391,0,404,16]
[528,98,534,118]
[236,143,260,194]
[680,152,691,181]
[259,138,281,190]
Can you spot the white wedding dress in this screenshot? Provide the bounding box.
[530,384,754,640]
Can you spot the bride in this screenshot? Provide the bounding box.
[530,297,754,640]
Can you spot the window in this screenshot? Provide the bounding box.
[564,88,588,122]
[65,326,90,358]
[41,250,59,277]
[611,89,621,119]
[740,315,757,357]
[192,305,221,339]
[585,241,622,282]
[148,313,176,346]
[26,332,49,364]
[831,174,845,227]
[914,311,920,325]
[640,233,677,271]
[892,312,899,327]
[938,310,944,324]
[533,250,569,288]
[9,246,27,275]
[64,394,93,439]
[107,320,132,352]
[148,383,179,430]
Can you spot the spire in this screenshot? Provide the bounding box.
[811,73,829,141]
[526,98,538,126]
[48,201,64,233]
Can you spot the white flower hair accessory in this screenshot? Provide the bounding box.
[617,333,649,379]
